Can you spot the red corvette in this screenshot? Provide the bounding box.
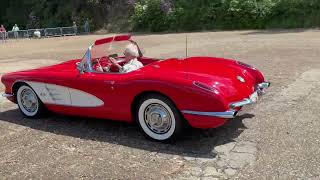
[1,35,270,141]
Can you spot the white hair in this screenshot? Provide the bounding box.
[124,43,139,57]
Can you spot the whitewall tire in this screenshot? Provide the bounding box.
[137,94,183,141]
[17,85,45,118]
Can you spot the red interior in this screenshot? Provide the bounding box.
[92,56,160,72]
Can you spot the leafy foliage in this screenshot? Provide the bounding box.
[267,0,320,28]
[131,0,320,31]
[0,0,319,32]
[0,0,132,30]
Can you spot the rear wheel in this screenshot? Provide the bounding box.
[136,94,184,141]
[16,85,45,118]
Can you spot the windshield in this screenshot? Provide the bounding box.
[80,36,140,72]
[91,40,133,60]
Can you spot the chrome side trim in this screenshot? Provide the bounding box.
[2,93,14,97]
[182,110,236,119]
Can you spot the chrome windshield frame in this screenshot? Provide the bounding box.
[86,45,93,72]
[80,38,144,74]
[80,44,134,74]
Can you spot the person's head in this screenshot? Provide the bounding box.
[14,24,17,27]
[1,25,3,28]
[123,43,139,61]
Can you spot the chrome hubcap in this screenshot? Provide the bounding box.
[144,103,172,134]
[20,89,38,113]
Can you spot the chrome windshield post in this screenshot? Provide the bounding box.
[86,45,93,72]
[78,45,93,74]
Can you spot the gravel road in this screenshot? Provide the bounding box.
[0,30,319,179]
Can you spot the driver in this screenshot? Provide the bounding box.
[109,43,143,73]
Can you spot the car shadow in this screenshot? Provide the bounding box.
[0,108,254,159]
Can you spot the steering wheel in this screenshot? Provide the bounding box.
[93,55,124,72]
[92,56,112,72]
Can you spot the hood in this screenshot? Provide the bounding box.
[2,59,80,79]
[33,59,80,72]
[1,59,80,84]
[185,57,258,102]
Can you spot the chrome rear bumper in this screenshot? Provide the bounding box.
[182,82,270,119]
[2,93,14,98]
[258,82,271,89]
[229,82,271,109]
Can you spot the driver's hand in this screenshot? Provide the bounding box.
[109,57,122,70]
[96,65,103,72]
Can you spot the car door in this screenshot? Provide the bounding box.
[68,71,132,121]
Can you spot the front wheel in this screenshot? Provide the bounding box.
[17,85,45,118]
[136,94,184,141]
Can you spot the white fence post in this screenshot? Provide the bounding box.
[0,32,5,42]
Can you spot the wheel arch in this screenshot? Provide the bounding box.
[12,81,29,102]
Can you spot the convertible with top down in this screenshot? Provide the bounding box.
[1,35,270,141]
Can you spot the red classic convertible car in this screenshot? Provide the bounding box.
[1,35,270,141]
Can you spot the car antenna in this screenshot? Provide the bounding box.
[185,34,188,58]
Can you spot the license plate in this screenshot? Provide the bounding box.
[249,91,258,102]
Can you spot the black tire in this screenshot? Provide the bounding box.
[136,94,184,141]
[16,85,45,118]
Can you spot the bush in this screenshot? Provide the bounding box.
[132,0,171,32]
[221,0,275,29]
[267,0,320,28]
[1,0,320,32]
[131,0,320,32]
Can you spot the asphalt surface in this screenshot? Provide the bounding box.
[0,30,319,179]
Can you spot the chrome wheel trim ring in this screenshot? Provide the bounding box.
[144,103,172,134]
[138,98,176,140]
[17,86,39,116]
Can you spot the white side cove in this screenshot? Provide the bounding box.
[27,81,104,107]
